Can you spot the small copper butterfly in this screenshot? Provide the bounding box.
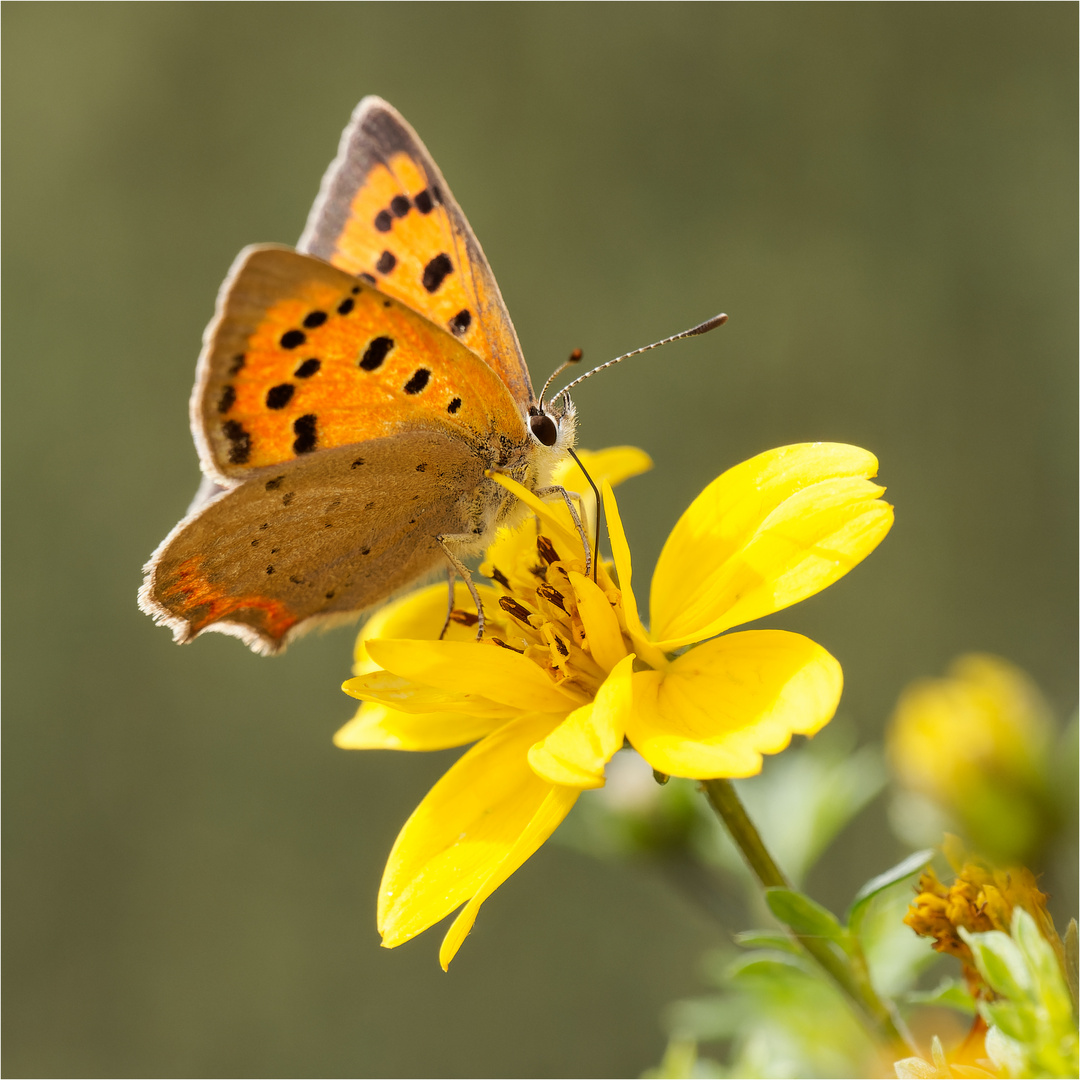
[140,97,584,654]
[140,97,724,654]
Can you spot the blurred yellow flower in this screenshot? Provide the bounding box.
[887,654,1056,862]
[339,443,893,967]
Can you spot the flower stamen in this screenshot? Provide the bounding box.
[537,536,560,565]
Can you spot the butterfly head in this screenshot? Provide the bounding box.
[528,394,576,451]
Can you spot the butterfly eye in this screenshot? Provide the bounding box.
[530,412,558,447]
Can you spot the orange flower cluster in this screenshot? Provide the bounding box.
[905,840,1060,995]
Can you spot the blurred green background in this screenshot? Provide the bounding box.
[4,4,1076,1077]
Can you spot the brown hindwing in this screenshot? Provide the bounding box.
[140,433,491,655]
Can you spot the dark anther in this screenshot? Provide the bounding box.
[536,583,567,612]
[537,536,560,565]
[449,610,480,628]
[489,566,510,590]
[498,596,534,624]
[490,638,524,654]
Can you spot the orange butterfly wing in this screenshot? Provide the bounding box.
[193,245,529,482]
[298,96,534,408]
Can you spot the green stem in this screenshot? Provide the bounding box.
[702,778,915,1054]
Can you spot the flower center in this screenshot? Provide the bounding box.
[476,531,633,700]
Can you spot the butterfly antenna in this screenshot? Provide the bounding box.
[553,313,727,405]
[538,348,584,412]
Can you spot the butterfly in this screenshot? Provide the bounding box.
[140,97,579,656]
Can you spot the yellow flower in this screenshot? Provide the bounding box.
[887,654,1055,862]
[339,443,893,967]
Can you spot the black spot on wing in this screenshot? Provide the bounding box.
[295,358,321,378]
[222,420,250,464]
[450,309,472,336]
[282,492,294,507]
[229,353,246,375]
[293,414,317,454]
[266,384,294,409]
[217,385,236,413]
[337,297,355,315]
[265,476,285,491]
[375,250,397,274]
[303,310,327,329]
[403,369,430,395]
[447,397,462,415]
[374,210,392,232]
[359,273,376,284]
[422,254,453,293]
[414,189,434,214]
[360,336,394,371]
[280,329,306,349]
[390,195,411,217]
[351,458,365,469]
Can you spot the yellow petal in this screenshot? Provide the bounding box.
[650,444,893,648]
[486,471,584,556]
[333,702,506,751]
[601,481,669,671]
[625,630,843,779]
[353,582,503,675]
[367,638,587,712]
[378,712,568,948]
[567,570,628,673]
[342,670,514,717]
[439,783,579,969]
[527,654,635,787]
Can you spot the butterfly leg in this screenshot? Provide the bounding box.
[533,486,593,578]
[436,536,486,640]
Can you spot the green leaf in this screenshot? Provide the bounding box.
[732,929,802,954]
[643,1034,697,1079]
[726,949,816,981]
[982,1001,1035,1044]
[983,1024,1026,1078]
[846,849,934,932]
[664,995,745,1041]
[765,887,848,948]
[902,977,976,1015]
[1065,918,1078,1008]
[960,927,1032,1001]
